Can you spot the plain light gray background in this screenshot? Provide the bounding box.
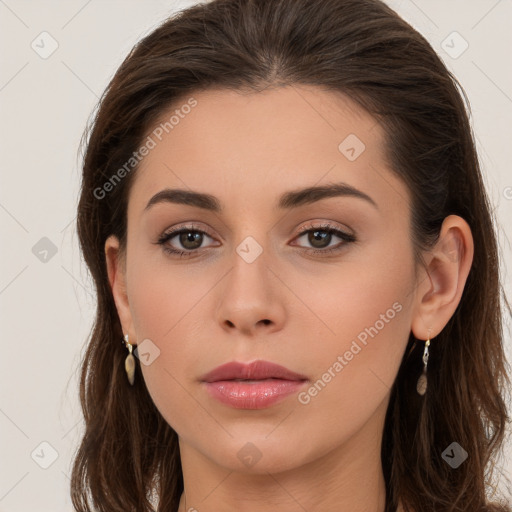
[0,1,511,510]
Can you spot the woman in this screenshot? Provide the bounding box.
[71,0,512,510]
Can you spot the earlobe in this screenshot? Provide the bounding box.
[411,215,474,340]
[104,235,136,343]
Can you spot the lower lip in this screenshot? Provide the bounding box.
[203,379,308,409]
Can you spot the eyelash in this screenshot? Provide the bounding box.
[156,222,356,258]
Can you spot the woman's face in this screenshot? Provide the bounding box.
[107,85,424,474]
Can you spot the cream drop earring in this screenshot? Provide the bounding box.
[416,337,430,396]
[123,334,136,386]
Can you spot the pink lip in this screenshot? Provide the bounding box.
[200,360,308,382]
[200,360,309,409]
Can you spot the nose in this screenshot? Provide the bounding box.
[215,252,286,337]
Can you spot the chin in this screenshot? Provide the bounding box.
[206,436,309,475]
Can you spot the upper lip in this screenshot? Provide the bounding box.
[200,360,308,383]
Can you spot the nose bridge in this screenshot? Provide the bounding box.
[223,206,273,266]
[226,206,289,286]
[229,230,272,301]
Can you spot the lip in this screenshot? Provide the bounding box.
[200,360,308,382]
[200,360,309,410]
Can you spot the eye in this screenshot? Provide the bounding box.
[156,223,217,257]
[155,221,356,258]
[292,222,356,255]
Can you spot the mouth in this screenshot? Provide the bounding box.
[200,360,309,409]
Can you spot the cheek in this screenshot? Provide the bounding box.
[288,273,413,452]
[129,273,202,433]
[314,243,411,326]
[126,244,210,339]
[125,252,218,429]
[303,248,414,394]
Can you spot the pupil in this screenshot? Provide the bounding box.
[181,231,202,249]
[310,230,330,248]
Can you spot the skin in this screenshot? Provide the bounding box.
[105,85,474,512]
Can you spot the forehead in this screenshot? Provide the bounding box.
[128,85,409,219]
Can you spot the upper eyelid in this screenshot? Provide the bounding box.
[159,222,353,245]
[160,223,215,240]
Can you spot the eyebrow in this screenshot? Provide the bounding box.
[144,182,378,212]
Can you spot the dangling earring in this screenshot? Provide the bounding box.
[123,334,136,386]
[416,338,430,396]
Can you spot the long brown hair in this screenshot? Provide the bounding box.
[72,0,512,510]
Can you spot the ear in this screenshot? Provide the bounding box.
[105,235,137,346]
[411,214,474,341]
